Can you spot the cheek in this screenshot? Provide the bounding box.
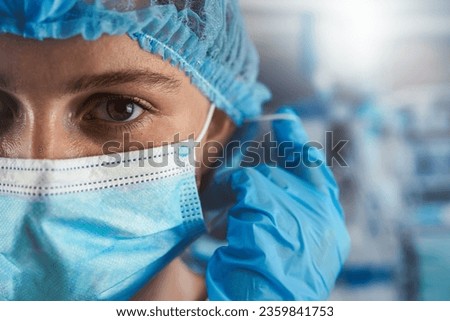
[0,117,29,158]
[0,135,23,158]
[62,134,107,158]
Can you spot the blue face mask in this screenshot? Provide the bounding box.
[0,104,216,301]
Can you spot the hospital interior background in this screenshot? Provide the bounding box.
[240,0,450,300]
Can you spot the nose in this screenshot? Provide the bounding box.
[26,107,74,159]
[28,117,61,159]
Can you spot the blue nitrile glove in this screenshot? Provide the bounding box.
[202,108,351,300]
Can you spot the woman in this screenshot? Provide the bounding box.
[0,0,350,300]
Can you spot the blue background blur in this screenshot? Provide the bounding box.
[241,0,450,300]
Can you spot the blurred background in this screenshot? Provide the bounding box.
[240,0,450,300]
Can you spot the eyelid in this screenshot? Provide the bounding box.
[82,93,158,114]
[80,93,158,136]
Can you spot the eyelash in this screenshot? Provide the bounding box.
[82,93,157,134]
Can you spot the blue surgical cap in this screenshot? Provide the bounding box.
[0,0,271,125]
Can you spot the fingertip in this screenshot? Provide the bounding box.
[273,107,309,144]
[276,106,299,117]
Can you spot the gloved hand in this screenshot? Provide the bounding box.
[201,108,350,300]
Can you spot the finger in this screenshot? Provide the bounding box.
[205,166,350,300]
[272,107,337,193]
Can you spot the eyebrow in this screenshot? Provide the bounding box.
[0,70,181,94]
[66,70,182,94]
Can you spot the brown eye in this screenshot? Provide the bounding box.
[85,96,146,123]
[106,99,141,122]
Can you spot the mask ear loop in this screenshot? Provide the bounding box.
[178,103,215,164]
[196,103,216,143]
[193,103,215,163]
[245,113,301,123]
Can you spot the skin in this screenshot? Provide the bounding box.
[0,33,235,300]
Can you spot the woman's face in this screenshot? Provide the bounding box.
[0,34,232,160]
[0,33,235,300]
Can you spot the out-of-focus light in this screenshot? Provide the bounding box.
[315,0,391,89]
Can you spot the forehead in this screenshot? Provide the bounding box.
[0,34,177,91]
